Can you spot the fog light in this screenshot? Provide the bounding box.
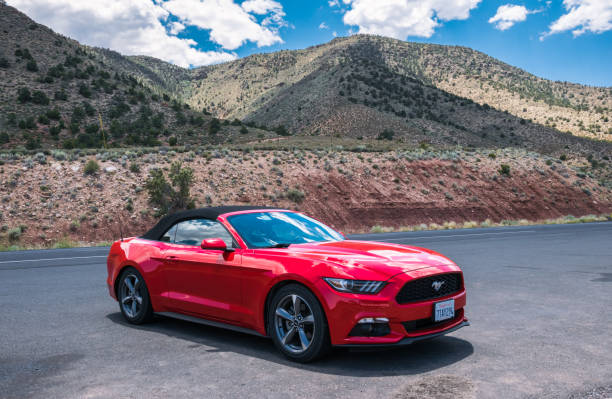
[358,317,389,324]
[349,318,391,337]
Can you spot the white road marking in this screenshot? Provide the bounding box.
[377,230,536,241]
[0,255,107,264]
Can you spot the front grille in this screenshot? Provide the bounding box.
[396,273,462,304]
[403,308,464,333]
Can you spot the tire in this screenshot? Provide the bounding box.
[117,267,153,324]
[267,284,330,362]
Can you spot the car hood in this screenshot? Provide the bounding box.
[257,240,457,280]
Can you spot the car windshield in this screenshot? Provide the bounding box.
[226,212,344,249]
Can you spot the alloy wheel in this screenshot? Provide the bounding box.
[273,294,316,354]
[120,273,143,319]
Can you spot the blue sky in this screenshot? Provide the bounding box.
[8,0,612,86]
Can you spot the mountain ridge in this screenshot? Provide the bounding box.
[0,3,610,154]
[187,34,611,141]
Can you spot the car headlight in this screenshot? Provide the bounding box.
[323,278,386,294]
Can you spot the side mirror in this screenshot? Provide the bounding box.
[200,238,234,252]
[339,231,347,238]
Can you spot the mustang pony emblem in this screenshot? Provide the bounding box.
[432,281,445,291]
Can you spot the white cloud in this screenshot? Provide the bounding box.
[240,0,287,32]
[163,0,284,50]
[337,0,482,39]
[168,21,186,35]
[489,4,529,30]
[6,0,288,67]
[329,0,340,7]
[241,0,282,14]
[543,0,612,38]
[319,22,330,29]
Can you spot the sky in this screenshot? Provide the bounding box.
[6,0,612,86]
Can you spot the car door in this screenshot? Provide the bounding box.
[163,218,243,323]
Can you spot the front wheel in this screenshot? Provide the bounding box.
[117,267,153,324]
[268,284,330,362]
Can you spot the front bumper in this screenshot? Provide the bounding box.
[336,320,470,348]
[316,267,468,346]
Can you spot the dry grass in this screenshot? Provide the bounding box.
[369,214,611,234]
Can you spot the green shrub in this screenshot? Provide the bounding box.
[168,136,177,146]
[38,114,50,125]
[51,150,67,161]
[499,164,511,176]
[26,137,40,150]
[84,159,100,175]
[46,108,61,120]
[69,122,80,135]
[275,125,290,136]
[31,90,49,105]
[190,116,204,126]
[71,106,85,123]
[15,48,33,60]
[240,125,248,134]
[129,163,141,173]
[560,154,567,161]
[49,125,61,136]
[209,118,221,135]
[17,87,32,103]
[54,89,68,101]
[62,139,75,149]
[78,83,91,98]
[0,57,9,68]
[69,220,80,232]
[377,129,395,140]
[83,101,96,116]
[26,59,38,72]
[85,124,99,134]
[8,227,22,242]
[286,188,305,203]
[19,117,36,130]
[175,111,187,126]
[488,152,496,159]
[145,162,195,216]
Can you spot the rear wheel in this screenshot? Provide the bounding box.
[117,267,153,324]
[268,284,330,362]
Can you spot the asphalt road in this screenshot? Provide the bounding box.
[1,223,611,399]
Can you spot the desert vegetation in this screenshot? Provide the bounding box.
[0,142,610,248]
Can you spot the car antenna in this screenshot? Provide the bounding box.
[119,213,124,242]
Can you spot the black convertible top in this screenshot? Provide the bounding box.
[140,206,278,240]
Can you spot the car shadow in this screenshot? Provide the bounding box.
[106,312,473,376]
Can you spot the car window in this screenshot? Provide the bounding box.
[173,219,235,248]
[227,212,343,249]
[160,224,177,243]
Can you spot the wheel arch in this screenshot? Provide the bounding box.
[263,278,329,337]
[113,262,144,300]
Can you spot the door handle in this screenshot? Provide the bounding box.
[166,255,178,260]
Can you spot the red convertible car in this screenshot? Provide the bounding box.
[107,206,468,362]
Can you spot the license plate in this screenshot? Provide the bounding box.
[434,299,455,322]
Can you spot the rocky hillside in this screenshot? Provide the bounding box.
[190,35,612,142]
[1,147,610,247]
[0,4,271,150]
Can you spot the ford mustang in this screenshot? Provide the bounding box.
[107,206,468,362]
